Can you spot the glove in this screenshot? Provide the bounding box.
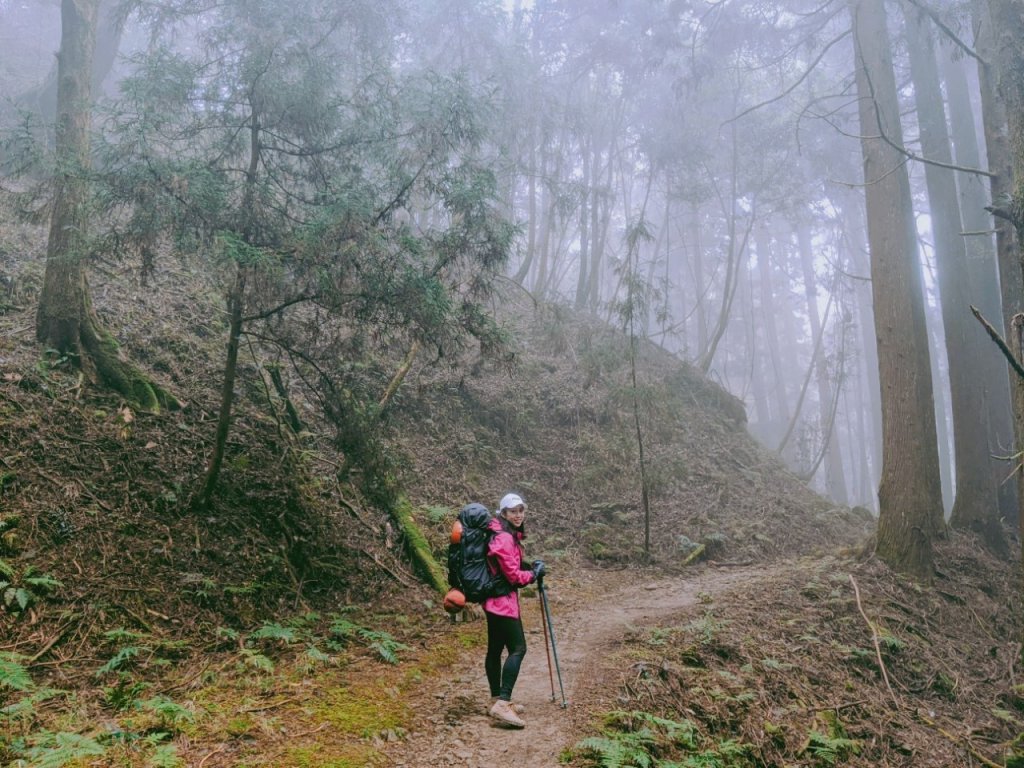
[532,560,546,582]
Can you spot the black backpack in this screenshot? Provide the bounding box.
[447,503,513,603]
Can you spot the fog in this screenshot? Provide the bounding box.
[0,0,1013,523]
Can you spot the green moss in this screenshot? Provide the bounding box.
[283,745,383,768]
[226,716,254,737]
[314,682,410,737]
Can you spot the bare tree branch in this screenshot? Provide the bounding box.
[900,0,987,66]
[724,30,851,126]
[971,305,1024,379]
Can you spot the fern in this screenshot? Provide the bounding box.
[425,505,453,524]
[102,676,149,711]
[21,731,106,768]
[96,645,150,676]
[606,711,699,750]
[576,731,657,768]
[103,628,142,643]
[0,651,33,691]
[638,713,698,750]
[304,645,331,665]
[139,696,194,731]
[358,628,409,664]
[288,611,321,627]
[239,648,274,672]
[147,743,184,768]
[248,622,297,644]
[22,568,63,592]
[803,730,861,765]
[328,615,360,640]
[666,739,752,768]
[2,689,63,737]
[215,626,240,644]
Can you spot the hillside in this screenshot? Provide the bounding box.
[0,206,1020,767]
[394,295,872,566]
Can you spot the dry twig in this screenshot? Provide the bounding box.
[849,574,899,708]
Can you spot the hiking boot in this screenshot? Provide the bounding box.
[489,699,526,728]
[488,697,524,715]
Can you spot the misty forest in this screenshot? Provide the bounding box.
[1,0,1023,766]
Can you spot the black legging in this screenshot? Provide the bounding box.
[485,612,527,701]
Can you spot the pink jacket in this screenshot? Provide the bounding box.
[483,517,535,618]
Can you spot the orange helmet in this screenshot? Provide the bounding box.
[450,520,463,544]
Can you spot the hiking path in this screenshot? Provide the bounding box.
[384,563,774,767]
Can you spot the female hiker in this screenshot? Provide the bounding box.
[485,492,545,728]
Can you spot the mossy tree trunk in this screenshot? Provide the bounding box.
[393,498,448,595]
[35,0,173,412]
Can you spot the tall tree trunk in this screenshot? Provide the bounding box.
[691,203,709,355]
[755,224,792,441]
[747,244,774,431]
[36,0,173,412]
[574,136,592,309]
[197,267,246,508]
[699,126,751,373]
[588,143,608,307]
[982,0,1024,657]
[941,47,1018,523]
[854,361,877,508]
[513,118,538,285]
[796,223,849,504]
[197,100,262,505]
[904,7,1004,551]
[926,300,955,515]
[15,0,124,125]
[978,0,1024,545]
[850,0,944,578]
[841,192,883,503]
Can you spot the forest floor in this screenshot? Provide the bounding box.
[1,207,1021,767]
[383,563,770,768]
[380,540,1023,768]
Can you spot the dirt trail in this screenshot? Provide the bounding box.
[385,564,773,768]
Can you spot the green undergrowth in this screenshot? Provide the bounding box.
[566,550,1022,767]
[1,604,486,768]
[568,709,756,768]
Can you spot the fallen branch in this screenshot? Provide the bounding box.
[849,574,899,708]
[240,696,298,713]
[357,549,417,588]
[291,722,330,739]
[198,746,227,768]
[707,559,755,567]
[29,623,73,663]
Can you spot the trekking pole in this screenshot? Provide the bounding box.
[538,580,556,702]
[538,579,568,708]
